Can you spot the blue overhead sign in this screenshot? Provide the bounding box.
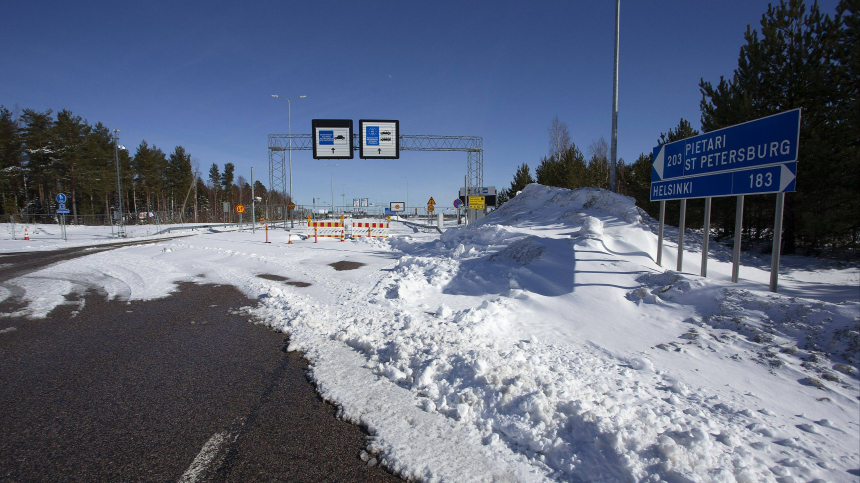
[652,109,801,183]
[318,130,334,145]
[366,126,379,146]
[651,162,797,201]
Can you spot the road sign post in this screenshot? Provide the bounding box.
[701,197,712,277]
[677,199,686,272]
[650,109,800,292]
[236,204,245,229]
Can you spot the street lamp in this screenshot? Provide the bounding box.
[113,129,126,238]
[401,176,408,216]
[325,164,337,215]
[271,94,306,229]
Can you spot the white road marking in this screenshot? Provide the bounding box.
[177,431,232,483]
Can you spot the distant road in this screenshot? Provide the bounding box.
[0,245,400,482]
[0,237,190,283]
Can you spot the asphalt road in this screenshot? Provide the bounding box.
[0,243,401,482]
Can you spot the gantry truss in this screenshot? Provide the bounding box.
[268,134,483,204]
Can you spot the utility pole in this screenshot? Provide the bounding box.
[251,167,256,234]
[325,164,337,215]
[113,129,125,237]
[609,0,620,193]
[193,171,199,223]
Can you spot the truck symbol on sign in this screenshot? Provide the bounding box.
[381,137,391,142]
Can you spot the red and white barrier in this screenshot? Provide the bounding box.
[309,221,344,241]
[352,222,389,238]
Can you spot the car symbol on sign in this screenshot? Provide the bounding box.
[381,131,391,135]
[381,137,391,142]
[334,134,345,140]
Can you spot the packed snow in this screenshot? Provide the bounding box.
[1,183,858,482]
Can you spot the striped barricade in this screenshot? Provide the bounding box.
[309,221,345,242]
[352,221,389,238]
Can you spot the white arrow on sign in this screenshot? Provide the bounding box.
[653,145,665,180]
[780,163,796,192]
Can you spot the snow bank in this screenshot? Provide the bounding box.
[4,183,858,482]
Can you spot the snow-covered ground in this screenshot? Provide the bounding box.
[2,184,858,482]
[0,221,250,250]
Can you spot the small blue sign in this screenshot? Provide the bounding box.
[58,203,66,210]
[319,130,334,145]
[453,199,463,209]
[57,209,70,214]
[56,193,67,204]
[366,126,379,146]
[652,109,801,182]
[651,162,797,201]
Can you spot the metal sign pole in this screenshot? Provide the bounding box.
[251,167,255,234]
[677,199,686,272]
[701,197,711,277]
[656,200,665,267]
[770,192,785,292]
[731,195,744,283]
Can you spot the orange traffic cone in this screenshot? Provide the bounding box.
[24,227,29,240]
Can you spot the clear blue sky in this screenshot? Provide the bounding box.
[1,0,839,211]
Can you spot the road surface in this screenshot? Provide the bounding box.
[0,242,401,482]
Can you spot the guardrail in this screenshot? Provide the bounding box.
[399,220,443,234]
[151,220,286,236]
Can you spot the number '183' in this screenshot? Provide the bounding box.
[750,172,773,188]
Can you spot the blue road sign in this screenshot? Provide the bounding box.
[318,130,333,145]
[651,162,796,201]
[652,109,801,183]
[57,209,70,214]
[56,193,67,204]
[58,203,66,210]
[366,126,379,146]
[453,199,463,209]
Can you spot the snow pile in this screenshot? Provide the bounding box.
[577,216,603,238]
[474,183,643,228]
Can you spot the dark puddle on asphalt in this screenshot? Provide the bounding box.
[257,274,288,281]
[329,261,365,271]
[257,274,312,288]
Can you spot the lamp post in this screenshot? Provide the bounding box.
[113,129,126,238]
[325,164,337,216]
[401,176,408,217]
[271,94,306,229]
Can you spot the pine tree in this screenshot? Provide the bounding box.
[0,106,23,214]
[586,137,610,189]
[166,146,193,217]
[220,162,235,202]
[54,110,91,220]
[20,109,55,212]
[207,163,219,218]
[699,0,856,252]
[499,163,535,204]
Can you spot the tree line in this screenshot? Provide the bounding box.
[0,107,290,223]
[499,0,858,255]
